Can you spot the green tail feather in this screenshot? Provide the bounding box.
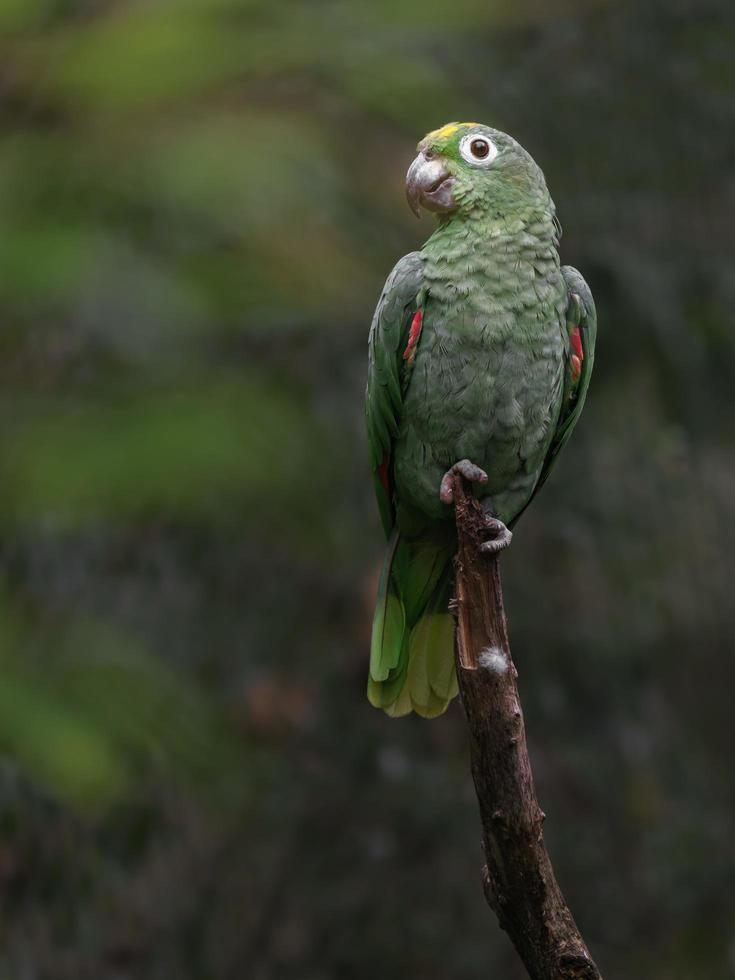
[368,533,457,718]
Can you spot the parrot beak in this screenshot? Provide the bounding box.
[405,151,455,217]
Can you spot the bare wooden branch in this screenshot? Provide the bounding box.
[452,474,602,980]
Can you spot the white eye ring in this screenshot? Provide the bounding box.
[459,133,498,167]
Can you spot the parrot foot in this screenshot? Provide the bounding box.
[439,460,512,554]
[439,459,488,504]
[479,499,512,554]
[479,517,513,555]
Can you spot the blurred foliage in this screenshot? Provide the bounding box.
[0,0,734,977]
[0,605,243,806]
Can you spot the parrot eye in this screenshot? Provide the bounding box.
[459,133,498,167]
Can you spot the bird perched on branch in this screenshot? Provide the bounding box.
[366,122,596,718]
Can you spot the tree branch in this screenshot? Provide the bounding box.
[451,475,602,980]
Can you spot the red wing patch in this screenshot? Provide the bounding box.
[377,451,391,498]
[570,325,583,381]
[403,309,423,365]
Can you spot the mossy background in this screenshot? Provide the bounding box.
[0,0,734,977]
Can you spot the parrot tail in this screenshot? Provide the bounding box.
[367,530,458,718]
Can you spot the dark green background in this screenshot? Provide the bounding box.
[0,0,733,977]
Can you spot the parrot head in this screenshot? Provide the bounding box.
[405,122,548,219]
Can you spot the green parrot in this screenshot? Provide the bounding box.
[366,122,596,719]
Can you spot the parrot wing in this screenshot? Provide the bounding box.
[365,251,424,537]
[366,253,458,718]
[515,265,597,520]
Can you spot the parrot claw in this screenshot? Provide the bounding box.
[479,518,513,555]
[439,461,512,554]
[439,459,488,504]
